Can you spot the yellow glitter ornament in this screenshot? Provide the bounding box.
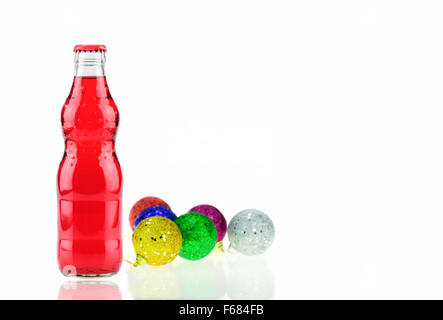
[131,216,183,266]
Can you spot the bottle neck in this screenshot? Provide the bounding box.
[74,51,106,77]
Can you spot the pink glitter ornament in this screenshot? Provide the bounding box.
[189,204,227,251]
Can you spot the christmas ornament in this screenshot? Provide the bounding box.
[133,206,177,230]
[129,196,170,229]
[131,216,182,266]
[189,204,227,252]
[175,212,217,260]
[227,209,274,256]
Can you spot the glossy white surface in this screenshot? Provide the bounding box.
[0,1,443,299]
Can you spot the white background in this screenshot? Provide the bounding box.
[0,0,443,299]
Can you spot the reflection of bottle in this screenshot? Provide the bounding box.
[58,281,122,300]
[227,255,274,299]
[57,45,122,277]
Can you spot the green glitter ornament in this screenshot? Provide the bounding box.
[175,212,217,260]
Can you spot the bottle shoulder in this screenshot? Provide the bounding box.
[62,76,119,133]
[61,97,119,139]
[62,95,119,120]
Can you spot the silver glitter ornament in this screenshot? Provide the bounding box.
[227,209,274,256]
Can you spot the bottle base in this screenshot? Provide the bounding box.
[65,272,118,278]
[60,264,120,278]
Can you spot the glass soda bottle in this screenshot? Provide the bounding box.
[57,45,122,276]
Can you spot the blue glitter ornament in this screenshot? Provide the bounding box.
[133,206,177,230]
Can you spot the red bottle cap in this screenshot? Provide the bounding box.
[73,44,107,52]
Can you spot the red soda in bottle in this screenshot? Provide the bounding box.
[57,45,122,276]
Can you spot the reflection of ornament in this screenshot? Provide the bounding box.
[129,196,170,229]
[227,209,274,256]
[227,255,274,299]
[175,258,219,299]
[133,206,177,230]
[189,204,227,251]
[128,265,179,300]
[175,212,217,260]
[131,216,182,266]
